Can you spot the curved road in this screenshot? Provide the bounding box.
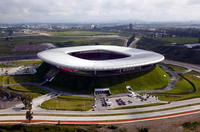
[0,60,200,124]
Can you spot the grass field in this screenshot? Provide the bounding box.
[157,37,198,44]
[41,95,94,111]
[9,60,42,66]
[0,60,42,68]
[0,33,26,37]
[48,65,170,95]
[47,31,117,36]
[0,36,123,57]
[153,71,200,101]
[162,77,194,94]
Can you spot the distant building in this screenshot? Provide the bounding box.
[129,23,133,30]
[90,24,96,29]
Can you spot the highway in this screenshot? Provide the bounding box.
[0,59,200,124]
[1,105,200,124]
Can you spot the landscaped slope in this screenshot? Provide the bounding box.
[38,63,170,95]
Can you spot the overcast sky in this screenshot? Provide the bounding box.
[0,0,200,23]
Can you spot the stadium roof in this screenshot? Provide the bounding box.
[37,45,164,71]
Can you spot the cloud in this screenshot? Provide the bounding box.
[0,0,199,23]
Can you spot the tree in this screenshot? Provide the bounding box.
[138,127,149,132]
[26,110,33,123]
[95,42,99,45]
[20,95,32,110]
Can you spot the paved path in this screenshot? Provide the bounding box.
[163,60,200,73]
[32,93,59,110]
[136,65,179,93]
[123,39,128,47]
[128,37,140,48]
[1,95,200,116]
[2,82,93,98]
[0,59,200,123]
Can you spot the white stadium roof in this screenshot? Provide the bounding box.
[37,45,164,71]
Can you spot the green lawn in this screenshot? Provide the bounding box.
[109,65,170,94]
[154,71,200,101]
[10,60,42,66]
[41,96,94,111]
[0,63,13,68]
[0,75,47,98]
[157,37,198,44]
[0,60,42,68]
[162,77,193,94]
[46,31,117,36]
[8,84,47,94]
[0,33,26,37]
[49,65,170,94]
[0,76,9,85]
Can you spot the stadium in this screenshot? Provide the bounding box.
[37,45,164,76]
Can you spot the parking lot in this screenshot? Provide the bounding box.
[94,93,162,111]
[108,94,161,109]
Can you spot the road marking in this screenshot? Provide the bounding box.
[1,109,200,124]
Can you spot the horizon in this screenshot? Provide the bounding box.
[0,0,200,24]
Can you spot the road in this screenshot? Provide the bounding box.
[163,60,200,73]
[1,105,200,124]
[136,64,179,93]
[128,37,140,48]
[0,59,200,124]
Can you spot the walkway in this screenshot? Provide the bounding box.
[32,93,59,111]
[163,60,200,73]
[0,59,200,124]
[136,64,179,93]
[2,82,93,98]
[128,37,140,48]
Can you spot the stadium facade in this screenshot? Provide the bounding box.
[37,45,164,76]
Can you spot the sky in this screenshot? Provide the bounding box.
[0,0,200,23]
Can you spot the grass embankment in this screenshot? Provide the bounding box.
[110,65,170,93]
[41,96,94,111]
[46,31,117,36]
[154,71,200,101]
[0,61,49,98]
[0,74,47,98]
[163,64,187,71]
[48,65,169,95]
[9,60,42,66]
[157,37,198,44]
